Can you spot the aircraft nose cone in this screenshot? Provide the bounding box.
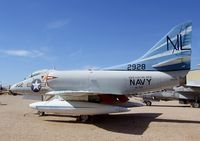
[9,84,17,95]
[9,85,15,91]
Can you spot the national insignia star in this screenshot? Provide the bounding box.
[32,80,41,90]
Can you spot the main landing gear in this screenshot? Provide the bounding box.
[191,98,200,108]
[191,102,200,108]
[38,111,45,116]
[144,100,152,106]
[37,95,46,116]
[76,115,92,123]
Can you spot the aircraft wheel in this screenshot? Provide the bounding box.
[145,101,152,106]
[191,102,200,108]
[38,111,45,116]
[77,115,90,122]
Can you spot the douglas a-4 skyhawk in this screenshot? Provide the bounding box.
[10,22,192,122]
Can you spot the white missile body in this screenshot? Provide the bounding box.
[29,99,130,115]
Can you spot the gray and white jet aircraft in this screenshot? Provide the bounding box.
[10,22,192,121]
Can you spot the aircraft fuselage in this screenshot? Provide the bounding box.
[11,70,188,96]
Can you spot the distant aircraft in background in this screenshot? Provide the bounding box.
[140,72,200,108]
[10,22,192,122]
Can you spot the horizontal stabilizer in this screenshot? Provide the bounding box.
[186,80,200,87]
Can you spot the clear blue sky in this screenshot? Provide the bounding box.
[0,0,200,85]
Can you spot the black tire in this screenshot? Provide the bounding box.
[77,115,89,123]
[38,111,45,116]
[191,102,200,108]
[145,101,152,106]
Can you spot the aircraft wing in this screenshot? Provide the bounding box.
[45,90,121,96]
[46,90,95,96]
[45,90,130,104]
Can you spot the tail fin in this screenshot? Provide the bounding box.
[105,22,192,71]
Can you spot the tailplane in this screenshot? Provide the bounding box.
[105,22,192,71]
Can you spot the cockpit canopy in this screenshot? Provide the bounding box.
[25,69,50,80]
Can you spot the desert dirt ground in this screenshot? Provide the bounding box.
[0,95,200,141]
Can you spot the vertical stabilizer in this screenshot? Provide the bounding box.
[105,22,192,71]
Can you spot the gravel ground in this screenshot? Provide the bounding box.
[0,95,200,141]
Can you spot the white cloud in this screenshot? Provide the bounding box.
[1,49,44,58]
[47,19,70,29]
[4,50,31,57]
